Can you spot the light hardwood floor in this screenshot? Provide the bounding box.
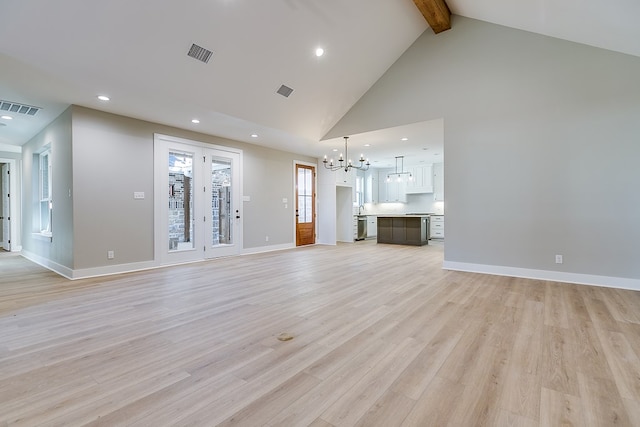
[1,242,639,426]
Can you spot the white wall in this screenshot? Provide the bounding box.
[325,16,640,287]
[316,163,337,245]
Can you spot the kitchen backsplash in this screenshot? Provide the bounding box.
[363,193,444,215]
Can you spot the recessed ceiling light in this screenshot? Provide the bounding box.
[191,119,200,124]
[364,144,371,147]
[401,137,408,141]
[1,115,12,120]
[250,134,258,138]
[97,95,110,101]
[332,148,338,152]
[315,47,324,57]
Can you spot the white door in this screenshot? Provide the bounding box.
[154,134,242,265]
[1,163,9,251]
[203,149,241,259]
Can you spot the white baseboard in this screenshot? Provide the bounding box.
[242,242,295,255]
[442,260,640,292]
[69,261,159,280]
[21,249,158,280]
[21,243,301,280]
[21,249,75,279]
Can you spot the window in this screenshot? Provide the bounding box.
[39,148,52,235]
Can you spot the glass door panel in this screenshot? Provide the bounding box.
[168,151,195,252]
[211,156,232,247]
[298,167,313,223]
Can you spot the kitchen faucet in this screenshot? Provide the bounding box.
[358,204,365,215]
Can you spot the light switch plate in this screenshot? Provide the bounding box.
[133,192,145,199]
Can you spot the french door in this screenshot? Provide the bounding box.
[295,163,316,246]
[154,134,242,265]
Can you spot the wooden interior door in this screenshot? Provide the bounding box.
[296,164,315,246]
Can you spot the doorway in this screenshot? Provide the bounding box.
[295,163,316,246]
[0,159,18,252]
[154,134,243,265]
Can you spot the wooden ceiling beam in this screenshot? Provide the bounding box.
[413,0,451,34]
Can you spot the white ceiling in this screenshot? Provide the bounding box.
[1,0,638,165]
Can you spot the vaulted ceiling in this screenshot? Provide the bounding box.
[1,0,639,165]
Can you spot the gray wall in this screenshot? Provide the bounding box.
[326,16,640,281]
[21,107,74,267]
[69,106,315,270]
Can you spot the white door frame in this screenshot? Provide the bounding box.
[0,159,19,252]
[153,134,243,266]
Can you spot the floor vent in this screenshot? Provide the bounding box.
[276,84,294,98]
[0,100,41,116]
[187,43,214,64]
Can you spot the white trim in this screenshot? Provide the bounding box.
[21,249,74,279]
[67,260,159,280]
[153,133,244,265]
[24,244,300,280]
[31,232,52,242]
[1,158,20,251]
[242,242,296,255]
[442,260,640,292]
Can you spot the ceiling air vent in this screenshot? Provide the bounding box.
[187,43,213,64]
[0,100,41,116]
[276,84,294,98]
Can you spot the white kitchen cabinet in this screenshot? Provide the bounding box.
[405,164,434,194]
[367,215,377,238]
[378,169,407,203]
[353,215,358,240]
[364,169,378,204]
[430,215,444,239]
[433,162,444,201]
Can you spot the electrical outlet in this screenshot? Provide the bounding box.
[555,254,563,264]
[107,250,115,259]
[265,236,269,242]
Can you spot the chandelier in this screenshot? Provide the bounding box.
[386,156,412,182]
[323,136,370,172]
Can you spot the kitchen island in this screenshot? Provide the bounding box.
[377,215,429,246]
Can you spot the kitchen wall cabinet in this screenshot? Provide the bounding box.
[405,164,434,194]
[364,169,378,204]
[433,162,444,201]
[378,169,407,203]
